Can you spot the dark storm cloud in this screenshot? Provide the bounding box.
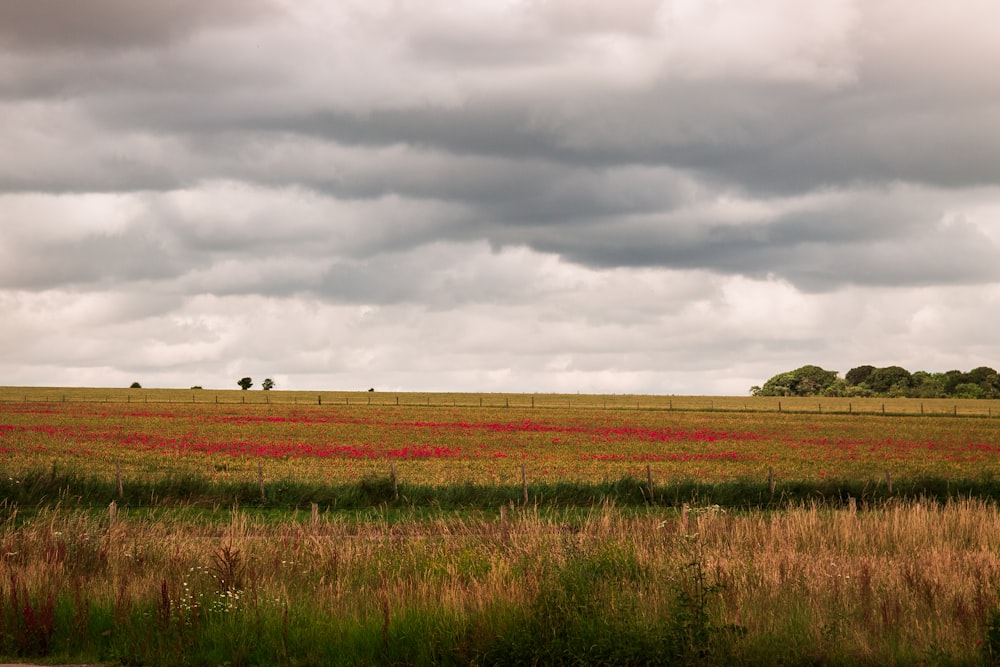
[0,0,276,52]
[2,0,999,299]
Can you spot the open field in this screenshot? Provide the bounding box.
[3,385,1000,417]
[3,388,1000,664]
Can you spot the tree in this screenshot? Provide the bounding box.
[130,382,142,389]
[865,366,912,395]
[758,365,839,397]
[262,378,275,391]
[967,366,1000,397]
[845,365,876,387]
[238,377,253,390]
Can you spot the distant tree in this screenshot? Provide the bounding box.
[845,365,876,387]
[191,386,203,390]
[909,372,946,398]
[953,383,986,399]
[865,366,913,395]
[262,378,275,391]
[130,382,142,389]
[943,370,968,395]
[238,377,253,390]
[758,365,839,397]
[967,366,1000,397]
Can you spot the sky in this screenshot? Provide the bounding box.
[2,0,999,395]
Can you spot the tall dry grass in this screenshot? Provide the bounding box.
[1,499,998,664]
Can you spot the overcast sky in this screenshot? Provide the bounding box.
[2,0,999,395]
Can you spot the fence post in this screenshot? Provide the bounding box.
[778,401,782,413]
[646,465,654,503]
[109,501,117,527]
[886,469,892,495]
[390,462,398,500]
[311,503,319,529]
[115,462,123,498]
[768,467,775,496]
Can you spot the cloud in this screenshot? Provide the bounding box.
[0,0,276,52]
[2,0,999,392]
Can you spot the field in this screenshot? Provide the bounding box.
[3,388,1000,665]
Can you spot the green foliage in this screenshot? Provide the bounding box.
[766,364,1000,399]
[845,365,876,386]
[237,377,253,390]
[865,366,913,395]
[757,365,839,397]
[261,378,275,390]
[129,381,142,389]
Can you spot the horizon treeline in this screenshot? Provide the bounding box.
[751,364,1000,399]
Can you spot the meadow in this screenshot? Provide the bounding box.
[2,387,1000,665]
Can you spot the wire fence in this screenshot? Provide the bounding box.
[1,388,999,418]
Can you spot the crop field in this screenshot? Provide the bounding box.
[3,388,1000,665]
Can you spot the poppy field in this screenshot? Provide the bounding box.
[1,391,1000,507]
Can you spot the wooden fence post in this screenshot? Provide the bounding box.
[311,502,319,528]
[109,501,117,527]
[115,462,123,498]
[768,467,775,496]
[886,469,892,495]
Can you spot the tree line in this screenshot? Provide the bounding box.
[751,364,1000,399]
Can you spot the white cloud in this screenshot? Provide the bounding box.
[2,0,999,392]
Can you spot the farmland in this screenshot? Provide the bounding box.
[2,388,1000,665]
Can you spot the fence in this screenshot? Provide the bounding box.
[1,388,998,418]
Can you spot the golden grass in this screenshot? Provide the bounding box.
[3,385,999,417]
[3,499,999,662]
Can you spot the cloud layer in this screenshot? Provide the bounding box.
[2,0,999,393]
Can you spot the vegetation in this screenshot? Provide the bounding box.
[754,364,1000,399]
[2,500,1000,665]
[2,388,1000,664]
[237,377,253,391]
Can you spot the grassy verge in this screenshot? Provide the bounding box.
[3,465,1000,516]
[2,499,1000,665]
